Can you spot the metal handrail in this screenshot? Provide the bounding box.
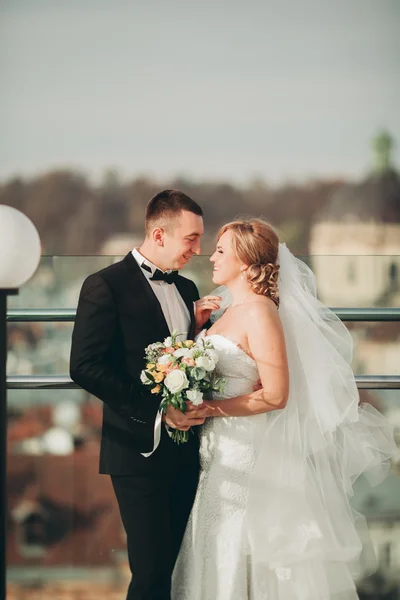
[6,308,400,391]
[7,309,76,322]
[355,376,400,390]
[7,307,400,322]
[333,308,400,322]
[8,376,76,390]
[7,375,400,390]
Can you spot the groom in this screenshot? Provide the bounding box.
[70,190,209,600]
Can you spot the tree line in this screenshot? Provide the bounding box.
[0,169,343,255]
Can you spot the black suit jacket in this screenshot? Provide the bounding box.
[70,252,200,475]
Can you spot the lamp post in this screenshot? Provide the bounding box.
[0,205,41,599]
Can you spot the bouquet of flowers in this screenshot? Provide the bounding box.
[140,330,225,444]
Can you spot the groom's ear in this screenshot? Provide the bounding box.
[153,227,164,246]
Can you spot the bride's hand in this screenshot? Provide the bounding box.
[186,401,214,417]
[194,295,222,329]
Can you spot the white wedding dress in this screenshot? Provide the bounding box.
[172,331,279,600]
[172,244,396,600]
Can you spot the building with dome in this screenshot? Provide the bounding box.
[310,131,400,308]
[309,130,400,479]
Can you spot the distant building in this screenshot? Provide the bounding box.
[310,131,400,307]
[8,445,125,568]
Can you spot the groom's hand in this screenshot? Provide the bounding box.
[163,404,208,431]
[194,295,222,330]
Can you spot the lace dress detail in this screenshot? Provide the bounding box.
[172,333,269,600]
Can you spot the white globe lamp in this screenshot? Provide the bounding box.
[0,205,41,598]
[0,205,41,288]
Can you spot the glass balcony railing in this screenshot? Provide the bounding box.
[7,255,400,310]
[5,255,400,599]
[7,255,400,382]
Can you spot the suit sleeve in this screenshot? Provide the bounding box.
[70,273,160,426]
[192,280,200,301]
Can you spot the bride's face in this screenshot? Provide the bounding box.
[210,230,245,285]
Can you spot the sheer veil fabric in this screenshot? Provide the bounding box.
[210,243,397,599]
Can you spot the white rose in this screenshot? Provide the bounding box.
[186,347,196,358]
[195,355,215,371]
[186,389,203,406]
[174,348,192,359]
[164,336,173,347]
[158,354,174,365]
[164,369,189,394]
[206,349,218,363]
[140,370,151,384]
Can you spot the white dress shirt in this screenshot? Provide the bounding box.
[132,248,190,340]
[132,248,191,457]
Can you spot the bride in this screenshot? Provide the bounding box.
[171,219,397,600]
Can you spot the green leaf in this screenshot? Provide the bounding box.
[170,428,190,445]
[191,367,206,381]
[160,403,169,414]
[170,397,180,409]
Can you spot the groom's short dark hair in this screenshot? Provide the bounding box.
[145,189,203,235]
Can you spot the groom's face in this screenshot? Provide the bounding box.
[162,210,204,270]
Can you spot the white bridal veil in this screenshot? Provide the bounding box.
[211,243,397,599]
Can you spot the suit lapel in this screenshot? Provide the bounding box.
[174,277,196,340]
[123,252,197,341]
[122,253,170,340]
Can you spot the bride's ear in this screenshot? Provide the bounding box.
[240,265,248,277]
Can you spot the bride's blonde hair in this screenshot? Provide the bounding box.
[217,219,280,307]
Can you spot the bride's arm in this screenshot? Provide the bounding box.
[204,301,289,417]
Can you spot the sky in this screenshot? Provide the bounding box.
[0,0,399,184]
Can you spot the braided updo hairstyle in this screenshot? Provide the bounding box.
[217,219,280,307]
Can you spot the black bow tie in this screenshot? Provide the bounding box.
[141,262,179,284]
[150,269,179,284]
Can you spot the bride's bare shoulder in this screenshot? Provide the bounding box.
[245,297,280,328]
[247,296,277,314]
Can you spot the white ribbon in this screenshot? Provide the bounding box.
[141,409,163,458]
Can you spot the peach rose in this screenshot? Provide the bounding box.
[151,384,161,394]
[182,357,195,367]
